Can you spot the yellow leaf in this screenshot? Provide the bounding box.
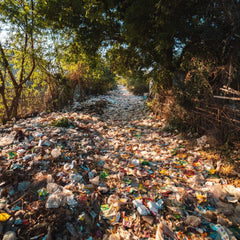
[0,212,11,222]
[159,169,168,175]
[208,169,216,174]
[177,153,187,159]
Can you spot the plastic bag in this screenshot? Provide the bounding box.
[2,231,17,240]
[185,215,201,227]
[51,148,61,158]
[156,222,177,240]
[45,193,62,208]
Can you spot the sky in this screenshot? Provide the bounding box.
[0,25,8,42]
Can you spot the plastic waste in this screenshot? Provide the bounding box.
[37,188,48,200]
[0,85,238,239]
[17,181,30,192]
[196,135,207,146]
[0,198,7,210]
[210,224,230,240]
[51,148,61,158]
[108,234,120,240]
[185,215,201,227]
[131,159,140,166]
[0,136,14,147]
[69,173,82,182]
[147,200,163,215]
[156,221,177,240]
[142,215,154,225]
[133,199,150,215]
[101,204,118,220]
[66,222,79,237]
[90,176,99,185]
[223,185,240,200]
[98,186,109,193]
[47,174,54,183]
[45,193,62,208]
[47,183,61,193]
[67,195,78,208]
[107,194,119,205]
[2,231,17,240]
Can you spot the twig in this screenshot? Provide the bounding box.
[9,191,30,206]
[213,95,240,101]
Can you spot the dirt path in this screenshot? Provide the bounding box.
[0,85,239,239]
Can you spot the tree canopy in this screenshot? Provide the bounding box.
[0,0,239,123]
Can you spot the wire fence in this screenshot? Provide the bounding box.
[0,88,47,123]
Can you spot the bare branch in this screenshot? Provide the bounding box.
[19,32,28,83]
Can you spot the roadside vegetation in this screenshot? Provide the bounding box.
[0,0,239,145]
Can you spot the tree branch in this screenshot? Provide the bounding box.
[22,0,35,85]
[0,70,9,114]
[0,42,18,88]
[19,30,29,83]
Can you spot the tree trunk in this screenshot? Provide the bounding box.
[11,86,23,120]
[162,46,174,89]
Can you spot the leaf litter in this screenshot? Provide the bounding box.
[0,85,239,240]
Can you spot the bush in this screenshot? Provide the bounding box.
[124,76,148,95]
[51,117,70,127]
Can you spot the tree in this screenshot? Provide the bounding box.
[38,0,121,55]
[0,0,36,123]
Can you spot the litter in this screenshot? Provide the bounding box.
[0,85,239,239]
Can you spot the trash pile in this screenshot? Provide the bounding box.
[0,85,240,240]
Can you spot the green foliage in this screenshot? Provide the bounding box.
[61,46,117,96]
[51,117,70,128]
[44,51,116,112]
[38,0,120,55]
[0,0,38,123]
[0,0,117,123]
[126,77,148,95]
